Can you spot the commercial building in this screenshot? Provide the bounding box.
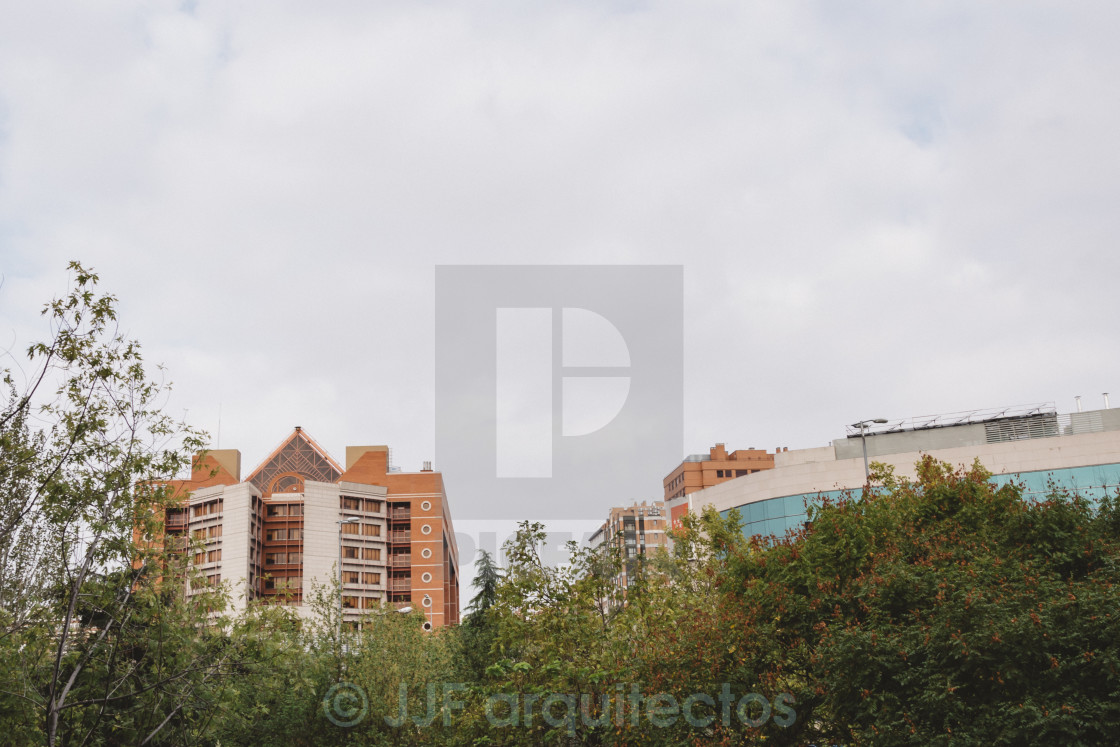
[163,427,459,629]
[666,403,1120,539]
[662,443,775,502]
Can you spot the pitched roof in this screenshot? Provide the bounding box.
[245,427,343,496]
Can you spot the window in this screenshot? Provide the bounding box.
[288,504,302,516]
[341,523,359,535]
[361,596,379,609]
[286,576,302,589]
[341,497,361,511]
[364,499,382,513]
[207,549,221,563]
[266,529,286,541]
[342,571,360,584]
[290,528,302,540]
[208,525,222,539]
[342,546,359,559]
[362,548,381,561]
[193,552,204,565]
[362,523,380,537]
[342,596,359,609]
[265,553,286,565]
[266,504,287,517]
[288,552,302,564]
[362,572,381,584]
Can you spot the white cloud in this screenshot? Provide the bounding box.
[2,1,1119,533]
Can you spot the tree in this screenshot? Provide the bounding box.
[715,457,1120,744]
[0,262,232,746]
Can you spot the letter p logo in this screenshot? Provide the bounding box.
[436,266,682,521]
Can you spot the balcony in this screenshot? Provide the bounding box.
[389,555,411,567]
[389,579,411,592]
[389,531,411,543]
[389,508,410,520]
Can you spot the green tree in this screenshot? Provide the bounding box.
[0,262,232,746]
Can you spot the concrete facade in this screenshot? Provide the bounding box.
[667,406,1120,540]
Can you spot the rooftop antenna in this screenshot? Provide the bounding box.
[1105,393,1111,410]
[1075,395,1083,413]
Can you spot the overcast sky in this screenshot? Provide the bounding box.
[3,1,1119,571]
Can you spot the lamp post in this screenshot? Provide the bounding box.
[852,419,889,484]
[337,517,360,653]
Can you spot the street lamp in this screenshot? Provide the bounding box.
[337,517,361,650]
[851,419,888,484]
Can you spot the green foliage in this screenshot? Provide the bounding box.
[8,265,1120,745]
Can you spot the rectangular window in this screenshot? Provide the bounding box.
[287,576,302,589]
[342,595,359,609]
[342,546,359,559]
[207,549,221,563]
[288,552,302,564]
[289,504,302,516]
[290,528,302,540]
[362,572,381,585]
[208,525,222,538]
[266,529,286,541]
[265,553,285,565]
[342,497,361,511]
[362,523,380,537]
[364,499,382,513]
[266,504,287,517]
[362,548,381,561]
[341,523,359,535]
[342,571,360,584]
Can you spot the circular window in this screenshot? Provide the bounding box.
[422,621,432,631]
[421,548,432,559]
[422,572,432,583]
[420,501,431,511]
[422,594,432,608]
[421,524,432,535]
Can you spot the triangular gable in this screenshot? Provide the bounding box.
[245,427,343,496]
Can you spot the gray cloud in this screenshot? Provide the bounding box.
[2,0,1119,525]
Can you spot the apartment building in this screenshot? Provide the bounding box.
[662,443,776,502]
[667,402,1120,539]
[163,427,459,630]
[588,500,669,592]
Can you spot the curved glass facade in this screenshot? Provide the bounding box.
[723,462,1120,540]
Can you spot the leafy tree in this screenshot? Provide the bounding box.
[0,262,230,746]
